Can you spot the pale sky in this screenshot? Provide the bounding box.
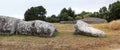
[0,0,118,19]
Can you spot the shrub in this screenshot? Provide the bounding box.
[109,20,120,30]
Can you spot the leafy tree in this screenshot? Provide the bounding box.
[92,12,99,18]
[91,1,120,22]
[75,16,82,20]
[50,15,59,22]
[99,7,109,19]
[108,1,120,21]
[60,8,68,14]
[24,6,47,21]
[67,8,76,20]
[46,15,59,23]
[58,7,75,21]
[68,16,74,21]
[58,8,68,21]
[76,11,92,19]
[59,12,69,21]
[45,17,51,22]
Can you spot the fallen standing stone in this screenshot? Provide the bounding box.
[74,20,106,37]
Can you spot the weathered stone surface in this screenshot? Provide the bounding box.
[60,21,76,24]
[16,21,34,35]
[74,20,106,37]
[0,16,21,35]
[34,20,57,36]
[81,17,107,24]
[16,20,57,37]
[0,16,57,37]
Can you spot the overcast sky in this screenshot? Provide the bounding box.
[0,0,118,19]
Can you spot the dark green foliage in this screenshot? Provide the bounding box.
[92,7,109,21]
[99,7,108,18]
[67,8,76,20]
[92,12,99,18]
[46,7,75,23]
[99,7,109,21]
[46,15,59,23]
[91,1,120,22]
[24,6,47,21]
[58,8,75,21]
[108,1,120,21]
[59,12,69,21]
[75,11,93,20]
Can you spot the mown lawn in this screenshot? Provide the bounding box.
[0,23,119,50]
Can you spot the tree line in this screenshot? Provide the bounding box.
[24,1,120,22]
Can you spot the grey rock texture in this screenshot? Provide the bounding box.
[60,21,76,24]
[74,20,106,37]
[0,16,21,35]
[34,20,57,36]
[16,20,57,37]
[0,16,57,37]
[16,21,34,35]
[81,17,107,24]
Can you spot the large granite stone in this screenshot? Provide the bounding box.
[74,20,106,37]
[16,20,57,37]
[0,16,21,35]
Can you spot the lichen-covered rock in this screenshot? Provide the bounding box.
[16,21,34,35]
[16,20,57,37]
[0,16,21,35]
[74,20,106,37]
[34,20,57,36]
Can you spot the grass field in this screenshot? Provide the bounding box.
[0,23,120,50]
